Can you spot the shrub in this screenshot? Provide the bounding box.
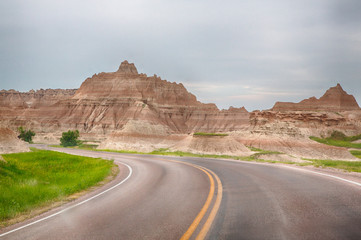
[330,130,346,140]
[17,127,35,143]
[193,132,228,137]
[60,130,80,147]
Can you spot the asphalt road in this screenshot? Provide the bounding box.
[1,146,361,239]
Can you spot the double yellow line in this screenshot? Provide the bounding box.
[160,159,223,240]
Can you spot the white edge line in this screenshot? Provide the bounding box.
[156,154,361,188]
[279,164,361,187]
[202,157,361,188]
[0,162,133,238]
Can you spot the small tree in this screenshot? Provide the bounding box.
[18,126,36,143]
[60,130,80,147]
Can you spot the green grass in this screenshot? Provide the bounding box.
[304,159,361,173]
[350,150,361,159]
[52,144,361,173]
[0,149,114,224]
[309,131,361,149]
[310,136,361,149]
[50,143,98,150]
[150,148,236,159]
[248,147,263,152]
[193,132,229,137]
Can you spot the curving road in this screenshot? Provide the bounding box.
[1,145,361,239]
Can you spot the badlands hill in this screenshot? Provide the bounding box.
[0,88,76,108]
[272,84,360,112]
[0,61,249,150]
[0,60,360,159]
[63,60,249,135]
[0,128,29,154]
[247,84,361,160]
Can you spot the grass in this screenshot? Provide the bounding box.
[150,148,237,159]
[0,149,115,225]
[248,147,263,152]
[350,150,361,159]
[310,136,361,149]
[193,132,229,137]
[50,143,98,150]
[304,159,361,173]
[309,131,361,159]
[309,131,361,149]
[149,148,361,172]
[52,143,361,173]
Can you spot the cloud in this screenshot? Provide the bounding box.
[0,0,360,110]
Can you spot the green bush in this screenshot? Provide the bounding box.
[330,130,347,140]
[17,127,35,143]
[60,130,80,147]
[193,132,228,137]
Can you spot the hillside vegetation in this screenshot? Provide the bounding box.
[193,132,228,137]
[310,131,361,149]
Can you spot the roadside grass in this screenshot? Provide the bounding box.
[50,143,98,150]
[0,149,115,225]
[51,144,291,164]
[304,159,361,173]
[50,144,142,154]
[52,143,361,173]
[149,149,361,172]
[193,132,229,137]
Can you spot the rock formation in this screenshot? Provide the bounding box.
[47,61,250,136]
[171,135,251,156]
[272,84,360,112]
[0,128,29,154]
[0,60,360,160]
[0,61,250,149]
[0,88,76,109]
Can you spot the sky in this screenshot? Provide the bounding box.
[0,0,360,111]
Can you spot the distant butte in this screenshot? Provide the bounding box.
[0,60,360,159]
[272,83,360,112]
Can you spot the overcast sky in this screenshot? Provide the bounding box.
[1,0,360,110]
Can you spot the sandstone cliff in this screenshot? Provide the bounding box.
[0,61,250,150]
[0,60,360,160]
[0,128,29,154]
[52,60,249,135]
[0,88,76,109]
[272,84,360,112]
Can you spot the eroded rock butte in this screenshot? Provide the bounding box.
[0,60,360,160]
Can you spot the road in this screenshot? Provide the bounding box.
[1,146,361,239]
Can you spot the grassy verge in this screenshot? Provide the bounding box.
[50,143,98,150]
[150,148,361,172]
[52,144,361,173]
[193,132,229,137]
[0,149,115,226]
[304,159,361,173]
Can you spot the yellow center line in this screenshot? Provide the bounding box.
[179,166,214,240]
[195,168,223,240]
[157,158,222,240]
